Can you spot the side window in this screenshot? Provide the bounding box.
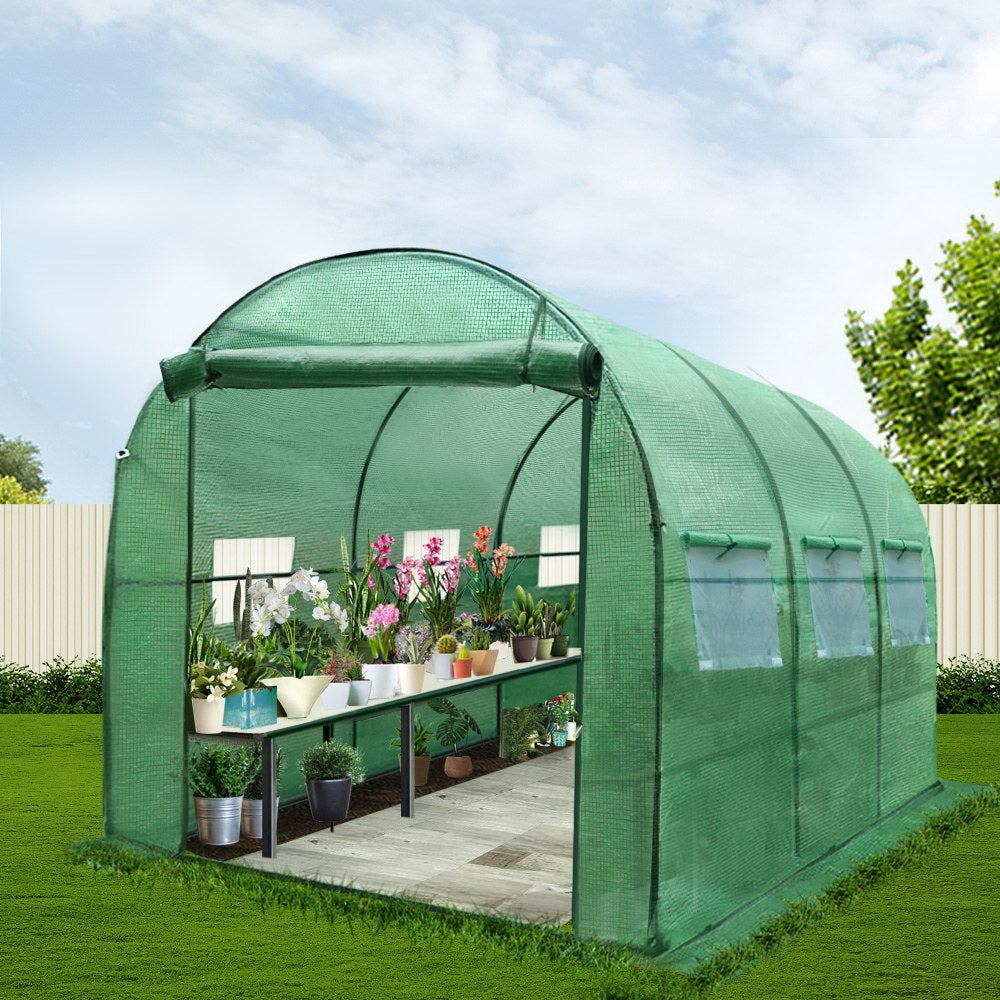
[538,524,580,587]
[882,539,931,647]
[682,532,783,670]
[802,536,873,659]
[211,536,295,624]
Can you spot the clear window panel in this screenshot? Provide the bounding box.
[883,548,931,647]
[685,545,783,670]
[804,547,873,658]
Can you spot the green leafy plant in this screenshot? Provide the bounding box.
[188,744,252,798]
[319,643,362,683]
[187,584,226,669]
[231,568,254,645]
[507,585,539,637]
[0,433,47,495]
[397,627,433,664]
[550,590,576,636]
[345,660,365,682]
[937,656,1000,713]
[547,693,575,728]
[219,642,279,691]
[470,628,491,652]
[501,705,544,761]
[463,526,519,625]
[188,659,245,701]
[389,715,436,756]
[243,745,285,799]
[429,697,481,756]
[436,633,457,654]
[299,740,366,783]
[0,655,101,713]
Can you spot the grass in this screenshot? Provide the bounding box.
[1,715,997,999]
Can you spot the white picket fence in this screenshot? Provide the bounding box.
[0,503,997,668]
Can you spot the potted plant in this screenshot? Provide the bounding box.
[189,660,245,734]
[463,526,519,649]
[220,641,280,729]
[241,744,285,838]
[251,567,348,718]
[390,714,435,786]
[362,602,400,699]
[507,586,540,662]
[346,659,371,706]
[430,697,481,778]
[535,600,556,660]
[547,693,574,747]
[453,641,473,679]
[468,627,498,676]
[189,743,251,845]
[431,633,457,680]
[549,591,576,658]
[412,536,464,640]
[318,644,360,710]
[396,628,432,696]
[299,740,366,826]
[501,705,545,762]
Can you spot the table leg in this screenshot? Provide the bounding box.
[262,736,277,858]
[400,702,415,818]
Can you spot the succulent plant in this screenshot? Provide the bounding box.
[470,628,491,651]
[436,633,458,654]
[232,567,254,645]
[457,642,469,658]
[507,586,540,636]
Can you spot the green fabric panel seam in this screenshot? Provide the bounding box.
[802,535,863,552]
[882,538,924,553]
[680,531,772,551]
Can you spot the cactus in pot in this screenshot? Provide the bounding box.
[431,633,458,681]
[453,639,473,678]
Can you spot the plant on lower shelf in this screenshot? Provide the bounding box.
[243,744,286,800]
[189,744,252,798]
[546,693,575,746]
[501,705,545,761]
[389,714,436,786]
[429,697,481,778]
[299,740,366,826]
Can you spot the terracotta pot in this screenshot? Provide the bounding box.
[260,675,330,718]
[399,753,431,786]
[452,657,473,678]
[397,662,425,696]
[469,648,498,675]
[444,755,473,779]
[511,636,539,662]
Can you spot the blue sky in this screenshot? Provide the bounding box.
[2,0,1000,501]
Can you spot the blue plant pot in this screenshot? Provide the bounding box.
[551,727,568,748]
[223,688,278,729]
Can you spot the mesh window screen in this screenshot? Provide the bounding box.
[803,540,874,659]
[883,543,931,647]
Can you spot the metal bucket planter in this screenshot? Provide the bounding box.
[536,637,555,660]
[191,697,225,734]
[320,681,351,711]
[397,662,425,696]
[431,651,454,680]
[241,796,280,839]
[223,687,278,729]
[348,679,372,706]
[306,777,352,824]
[550,635,570,657]
[511,636,538,662]
[364,663,397,699]
[194,795,244,845]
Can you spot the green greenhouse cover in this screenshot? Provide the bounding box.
[103,247,976,968]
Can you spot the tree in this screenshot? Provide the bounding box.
[0,435,48,495]
[0,475,47,504]
[845,182,1000,502]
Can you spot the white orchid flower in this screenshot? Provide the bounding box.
[250,605,272,637]
[312,605,331,621]
[206,685,224,703]
[287,567,317,594]
[329,602,348,632]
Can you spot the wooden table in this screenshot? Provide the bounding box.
[188,650,582,858]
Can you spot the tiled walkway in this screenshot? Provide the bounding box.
[235,747,575,924]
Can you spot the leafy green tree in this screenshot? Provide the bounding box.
[0,475,47,504]
[846,182,1000,502]
[0,435,48,495]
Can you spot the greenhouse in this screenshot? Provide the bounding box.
[102,247,974,968]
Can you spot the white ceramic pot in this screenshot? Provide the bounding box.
[320,681,351,711]
[261,675,330,718]
[191,696,225,734]
[397,662,425,696]
[348,679,372,706]
[492,641,514,670]
[363,662,397,700]
[430,651,453,681]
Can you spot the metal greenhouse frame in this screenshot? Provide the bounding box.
[102,248,978,968]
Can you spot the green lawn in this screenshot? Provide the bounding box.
[0,715,997,999]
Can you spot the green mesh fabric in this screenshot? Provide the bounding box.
[105,248,958,965]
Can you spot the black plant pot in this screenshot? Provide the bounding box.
[306,777,353,824]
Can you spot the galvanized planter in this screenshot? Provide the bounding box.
[241,796,280,839]
[194,795,244,845]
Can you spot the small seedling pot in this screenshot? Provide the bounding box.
[452,657,473,678]
[444,755,473,779]
[536,637,555,660]
[511,636,539,662]
[397,662,425,696]
[306,777,352,824]
[469,648,498,675]
[194,795,244,845]
[348,679,372,706]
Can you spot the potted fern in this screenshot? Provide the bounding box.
[189,744,251,845]
[300,740,366,825]
[390,714,435,786]
[241,744,285,838]
[507,586,540,662]
[430,697,481,778]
